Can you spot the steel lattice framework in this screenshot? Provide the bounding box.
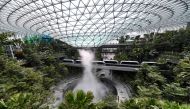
[0,0,190,47]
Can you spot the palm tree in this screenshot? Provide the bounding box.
[58,90,95,109]
[0,93,46,109]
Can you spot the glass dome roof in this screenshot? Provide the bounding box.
[0,0,190,47]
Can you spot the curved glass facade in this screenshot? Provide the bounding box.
[0,0,190,47]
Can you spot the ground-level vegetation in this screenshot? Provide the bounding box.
[113,28,190,108]
[0,28,190,109]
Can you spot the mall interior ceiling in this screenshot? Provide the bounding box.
[0,0,190,47]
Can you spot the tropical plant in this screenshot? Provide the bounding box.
[58,90,95,109]
[0,32,15,55]
[96,95,118,109]
[128,48,144,62]
[173,57,190,86]
[0,55,51,108]
[163,83,188,102]
[163,56,190,102]
[24,53,42,67]
[137,85,162,98]
[0,93,49,109]
[132,64,166,98]
[120,97,190,109]
[114,53,128,61]
[134,64,166,85]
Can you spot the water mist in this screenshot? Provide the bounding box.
[74,50,107,101]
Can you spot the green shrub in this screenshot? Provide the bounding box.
[0,93,49,109]
[96,95,118,109]
[0,56,51,108]
[58,90,95,109]
[120,97,190,109]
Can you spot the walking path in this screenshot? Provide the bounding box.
[113,79,131,103]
